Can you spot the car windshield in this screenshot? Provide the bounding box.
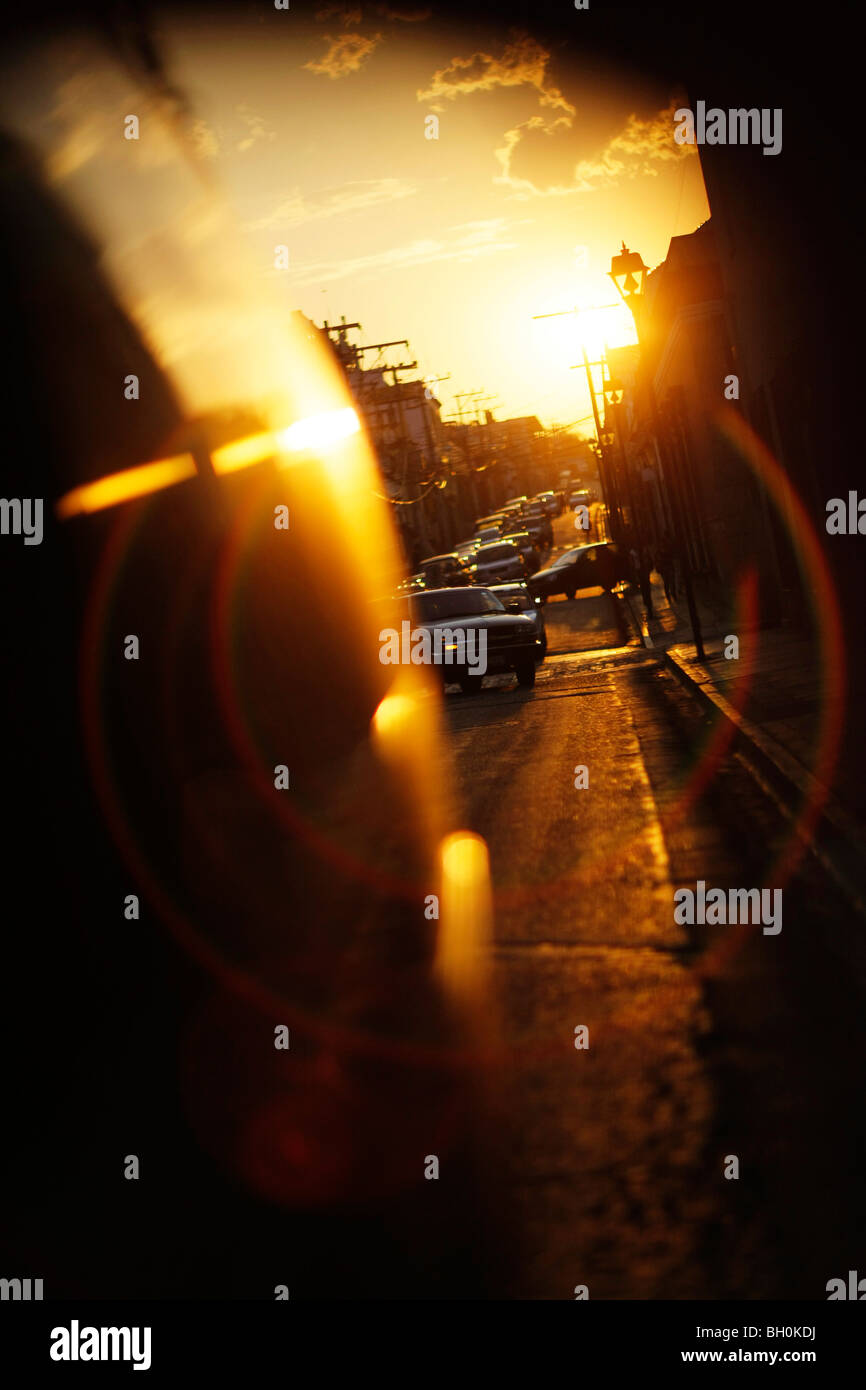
[552,549,582,567]
[476,544,517,561]
[412,590,506,620]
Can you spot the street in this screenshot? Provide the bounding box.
[437,511,866,1299]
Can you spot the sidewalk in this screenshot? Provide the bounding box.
[619,569,866,913]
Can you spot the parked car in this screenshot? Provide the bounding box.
[503,529,540,571]
[474,525,502,546]
[527,541,630,602]
[453,537,482,560]
[474,513,506,533]
[536,490,562,517]
[488,582,547,660]
[469,540,527,584]
[418,552,474,588]
[568,488,591,509]
[396,572,426,594]
[522,504,553,548]
[399,586,538,692]
[523,518,553,550]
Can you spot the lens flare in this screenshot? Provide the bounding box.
[211,433,276,474]
[56,454,196,518]
[714,404,847,884]
[436,831,493,1007]
[276,407,360,456]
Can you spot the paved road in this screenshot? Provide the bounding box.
[438,507,866,1299]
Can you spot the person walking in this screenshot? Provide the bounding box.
[638,544,655,619]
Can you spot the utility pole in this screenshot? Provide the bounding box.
[533,305,623,540]
[322,319,436,554]
[571,350,622,537]
[451,391,491,509]
[453,389,484,421]
[322,317,363,371]
[423,373,451,403]
[471,394,499,423]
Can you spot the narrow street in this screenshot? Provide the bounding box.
[437,511,866,1300]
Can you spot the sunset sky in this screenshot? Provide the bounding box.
[2,4,710,433]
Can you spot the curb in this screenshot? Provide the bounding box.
[661,646,866,923]
[613,585,650,648]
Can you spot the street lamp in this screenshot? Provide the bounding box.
[608,243,649,309]
[608,241,705,659]
[603,373,638,546]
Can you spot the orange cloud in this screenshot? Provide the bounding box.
[417,34,576,118]
[304,33,382,78]
[419,38,692,196]
[495,100,695,196]
[566,99,696,192]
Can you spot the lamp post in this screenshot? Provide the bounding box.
[596,417,620,538]
[609,242,705,661]
[602,372,636,540]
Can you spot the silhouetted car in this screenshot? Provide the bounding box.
[454,537,482,559]
[400,587,538,692]
[474,512,507,533]
[536,490,562,517]
[569,489,591,509]
[469,540,526,584]
[396,572,426,593]
[503,530,540,571]
[488,582,547,660]
[528,541,630,602]
[522,505,553,548]
[418,552,474,587]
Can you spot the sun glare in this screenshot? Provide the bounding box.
[276,407,361,457]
